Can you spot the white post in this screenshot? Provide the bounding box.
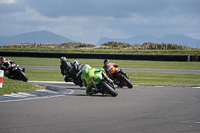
[0,70,4,88]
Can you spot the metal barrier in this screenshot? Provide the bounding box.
[0,51,199,61]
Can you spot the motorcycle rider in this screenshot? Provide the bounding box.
[81,65,105,95]
[0,56,27,81]
[103,59,128,87]
[60,57,73,82]
[71,60,84,86]
[0,56,14,77]
[103,59,119,80]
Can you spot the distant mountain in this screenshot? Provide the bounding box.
[97,34,200,48]
[0,30,76,45]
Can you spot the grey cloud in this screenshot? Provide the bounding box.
[1,0,199,43]
[0,2,26,14]
[24,0,132,18]
[23,0,200,18]
[1,0,199,18]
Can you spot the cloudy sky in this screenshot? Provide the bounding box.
[0,0,199,44]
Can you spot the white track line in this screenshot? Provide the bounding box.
[0,81,75,102]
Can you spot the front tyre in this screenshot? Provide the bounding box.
[16,71,28,82]
[101,81,118,97]
[120,75,133,88]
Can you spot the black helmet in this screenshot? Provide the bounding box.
[0,56,6,62]
[104,59,109,64]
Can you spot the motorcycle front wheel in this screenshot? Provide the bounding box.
[16,71,28,82]
[101,81,118,97]
[120,75,133,89]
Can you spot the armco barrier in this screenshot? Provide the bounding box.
[0,51,199,61]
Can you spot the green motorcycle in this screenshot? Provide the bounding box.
[92,71,118,97]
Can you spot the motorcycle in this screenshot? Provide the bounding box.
[113,69,133,89]
[92,71,118,97]
[70,73,82,86]
[70,64,84,86]
[6,63,28,82]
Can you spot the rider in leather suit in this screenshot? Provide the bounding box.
[60,57,73,82]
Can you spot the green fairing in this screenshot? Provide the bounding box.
[81,68,104,94]
[93,72,102,83]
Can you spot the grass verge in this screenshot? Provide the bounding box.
[25,69,200,87]
[27,69,64,81]
[0,77,44,95]
[1,57,200,95]
[6,57,200,70]
[128,72,200,87]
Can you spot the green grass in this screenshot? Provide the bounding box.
[0,77,44,95]
[6,57,200,70]
[24,69,200,87]
[1,56,200,95]
[128,72,200,87]
[27,69,63,81]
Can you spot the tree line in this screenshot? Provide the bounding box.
[0,41,193,50]
[101,41,190,50]
[0,42,95,49]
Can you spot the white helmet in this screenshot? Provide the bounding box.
[82,64,91,71]
[72,60,79,66]
[60,57,67,63]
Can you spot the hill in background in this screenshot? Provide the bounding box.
[0,30,76,44]
[0,30,199,48]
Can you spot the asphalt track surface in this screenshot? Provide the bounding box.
[1,66,200,133]
[1,81,200,133]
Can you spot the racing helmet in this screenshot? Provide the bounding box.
[104,59,109,64]
[60,57,67,63]
[72,60,79,66]
[0,56,6,63]
[82,64,91,71]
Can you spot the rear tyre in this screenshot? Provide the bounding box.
[101,81,118,97]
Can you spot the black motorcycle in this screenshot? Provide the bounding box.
[68,63,84,87]
[6,63,28,82]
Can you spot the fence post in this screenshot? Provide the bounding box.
[187,55,191,62]
[0,70,4,88]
